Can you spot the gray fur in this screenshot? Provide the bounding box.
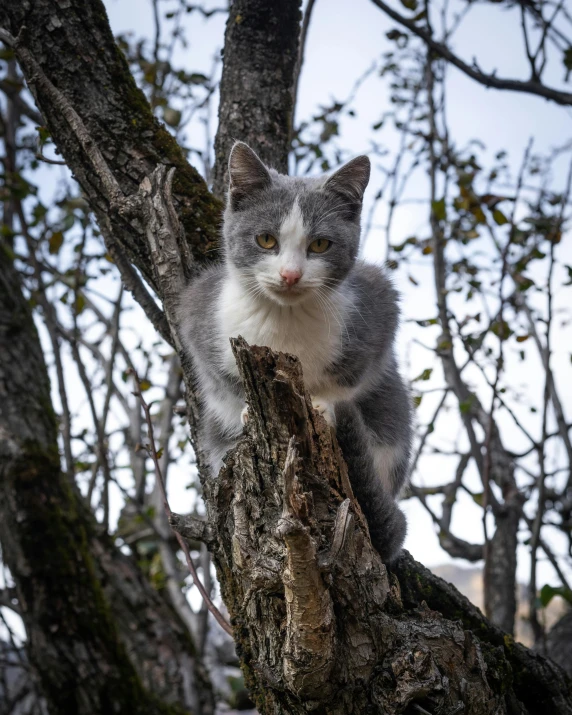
[178,142,412,562]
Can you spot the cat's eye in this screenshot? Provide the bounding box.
[308,238,331,254]
[256,233,277,250]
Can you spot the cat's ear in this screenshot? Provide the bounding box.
[323,155,371,212]
[228,142,271,210]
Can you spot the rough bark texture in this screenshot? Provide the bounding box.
[2,0,572,712]
[0,0,223,285]
[546,610,572,678]
[93,536,214,715]
[0,245,213,715]
[200,337,572,715]
[211,0,302,198]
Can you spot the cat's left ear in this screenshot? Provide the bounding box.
[324,155,371,209]
[228,141,272,210]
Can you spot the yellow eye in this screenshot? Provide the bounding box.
[308,238,331,254]
[256,233,277,250]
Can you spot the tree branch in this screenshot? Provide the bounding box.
[370,0,572,106]
[212,0,302,197]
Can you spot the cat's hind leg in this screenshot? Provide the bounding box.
[334,401,407,563]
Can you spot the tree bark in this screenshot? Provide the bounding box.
[201,337,572,714]
[1,1,572,713]
[211,0,302,198]
[0,245,212,714]
[0,0,223,286]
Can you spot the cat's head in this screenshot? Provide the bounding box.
[222,142,370,306]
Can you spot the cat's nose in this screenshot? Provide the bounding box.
[280,269,302,287]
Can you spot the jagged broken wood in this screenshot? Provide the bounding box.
[181,336,572,714]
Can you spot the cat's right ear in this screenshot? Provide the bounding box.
[228,142,271,210]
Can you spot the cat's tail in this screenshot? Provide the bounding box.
[334,402,407,563]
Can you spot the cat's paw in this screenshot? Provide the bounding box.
[311,397,336,427]
[240,405,249,426]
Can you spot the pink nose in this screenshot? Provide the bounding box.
[280,269,302,287]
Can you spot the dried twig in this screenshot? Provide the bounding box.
[129,368,233,636]
[369,0,572,106]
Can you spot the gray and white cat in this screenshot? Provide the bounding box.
[178,142,412,562]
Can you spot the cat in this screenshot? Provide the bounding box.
[178,141,412,562]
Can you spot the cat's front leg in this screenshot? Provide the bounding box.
[310,396,336,427]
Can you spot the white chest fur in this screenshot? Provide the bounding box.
[217,274,348,393]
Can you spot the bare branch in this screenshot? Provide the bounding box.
[131,369,232,636]
[369,0,572,106]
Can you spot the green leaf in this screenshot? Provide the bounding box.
[492,209,508,226]
[413,368,433,382]
[62,213,75,231]
[412,394,423,408]
[516,335,529,343]
[472,492,484,507]
[459,396,475,414]
[48,231,64,254]
[74,293,86,315]
[189,72,209,84]
[563,47,572,71]
[36,125,51,146]
[400,0,417,9]
[539,584,572,608]
[491,320,513,340]
[431,198,446,221]
[470,205,487,224]
[139,379,152,392]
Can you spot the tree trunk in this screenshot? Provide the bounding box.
[0,245,212,714]
[195,337,571,714]
[1,1,571,713]
[0,0,222,285]
[211,0,302,197]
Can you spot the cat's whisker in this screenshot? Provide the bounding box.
[313,291,332,339]
[315,287,350,346]
[319,278,369,326]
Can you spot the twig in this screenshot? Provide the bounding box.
[130,368,233,636]
[35,148,66,166]
[105,242,173,346]
[529,237,556,647]
[368,0,572,106]
[0,77,43,124]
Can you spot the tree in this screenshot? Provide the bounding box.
[0,0,571,713]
